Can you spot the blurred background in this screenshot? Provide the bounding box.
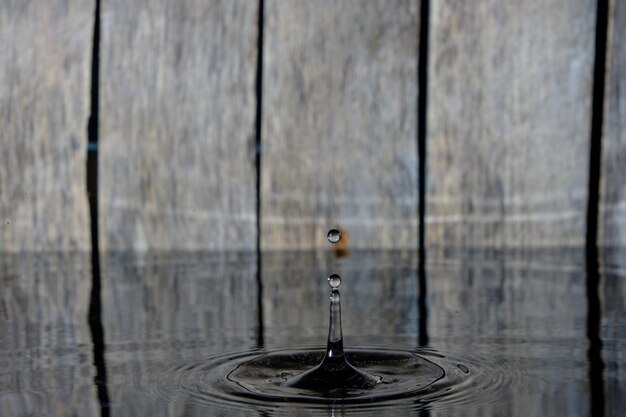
[1,0,623,254]
[1,0,625,416]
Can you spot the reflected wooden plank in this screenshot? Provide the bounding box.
[427,250,588,417]
[426,0,596,248]
[603,263,626,417]
[261,0,420,250]
[99,0,258,251]
[600,0,626,248]
[101,252,259,397]
[261,251,419,346]
[0,1,92,251]
[0,254,97,416]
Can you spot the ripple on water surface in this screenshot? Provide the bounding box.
[154,345,522,415]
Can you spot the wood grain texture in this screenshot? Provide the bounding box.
[261,251,419,346]
[102,252,258,346]
[427,251,588,417]
[0,254,98,416]
[0,0,92,251]
[602,258,626,415]
[600,0,626,247]
[261,0,420,250]
[101,252,258,414]
[426,0,596,248]
[100,0,258,251]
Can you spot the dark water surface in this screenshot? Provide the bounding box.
[0,249,624,416]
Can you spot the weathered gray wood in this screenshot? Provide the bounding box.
[101,252,259,416]
[426,0,596,248]
[100,0,258,251]
[602,258,626,416]
[101,252,259,346]
[602,257,626,416]
[0,1,92,251]
[427,250,589,417]
[0,254,98,416]
[261,251,419,347]
[261,0,420,250]
[600,0,626,248]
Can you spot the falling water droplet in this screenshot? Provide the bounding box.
[220,243,452,403]
[286,275,382,391]
[328,274,341,289]
[327,229,341,244]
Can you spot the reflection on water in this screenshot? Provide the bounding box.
[0,250,624,416]
[0,254,98,416]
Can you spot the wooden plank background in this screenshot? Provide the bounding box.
[602,259,626,415]
[102,252,258,346]
[101,252,259,414]
[0,0,92,252]
[261,0,420,250]
[600,0,626,248]
[426,0,597,248]
[427,252,588,416]
[2,0,625,252]
[261,251,419,346]
[0,254,97,415]
[99,0,259,251]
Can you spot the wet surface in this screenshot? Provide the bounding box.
[0,249,625,416]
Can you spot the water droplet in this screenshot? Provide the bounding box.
[5,221,9,225]
[457,364,469,373]
[327,229,341,244]
[328,274,341,289]
[287,278,382,391]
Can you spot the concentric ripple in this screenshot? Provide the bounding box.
[155,345,522,414]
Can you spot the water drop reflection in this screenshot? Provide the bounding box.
[327,229,342,244]
[328,273,341,289]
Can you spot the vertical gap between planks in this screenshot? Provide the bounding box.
[86,0,111,414]
[585,0,609,414]
[255,0,265,349]
[417,0,430,347]
[586,0,609,254]
[418,0,429,256]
